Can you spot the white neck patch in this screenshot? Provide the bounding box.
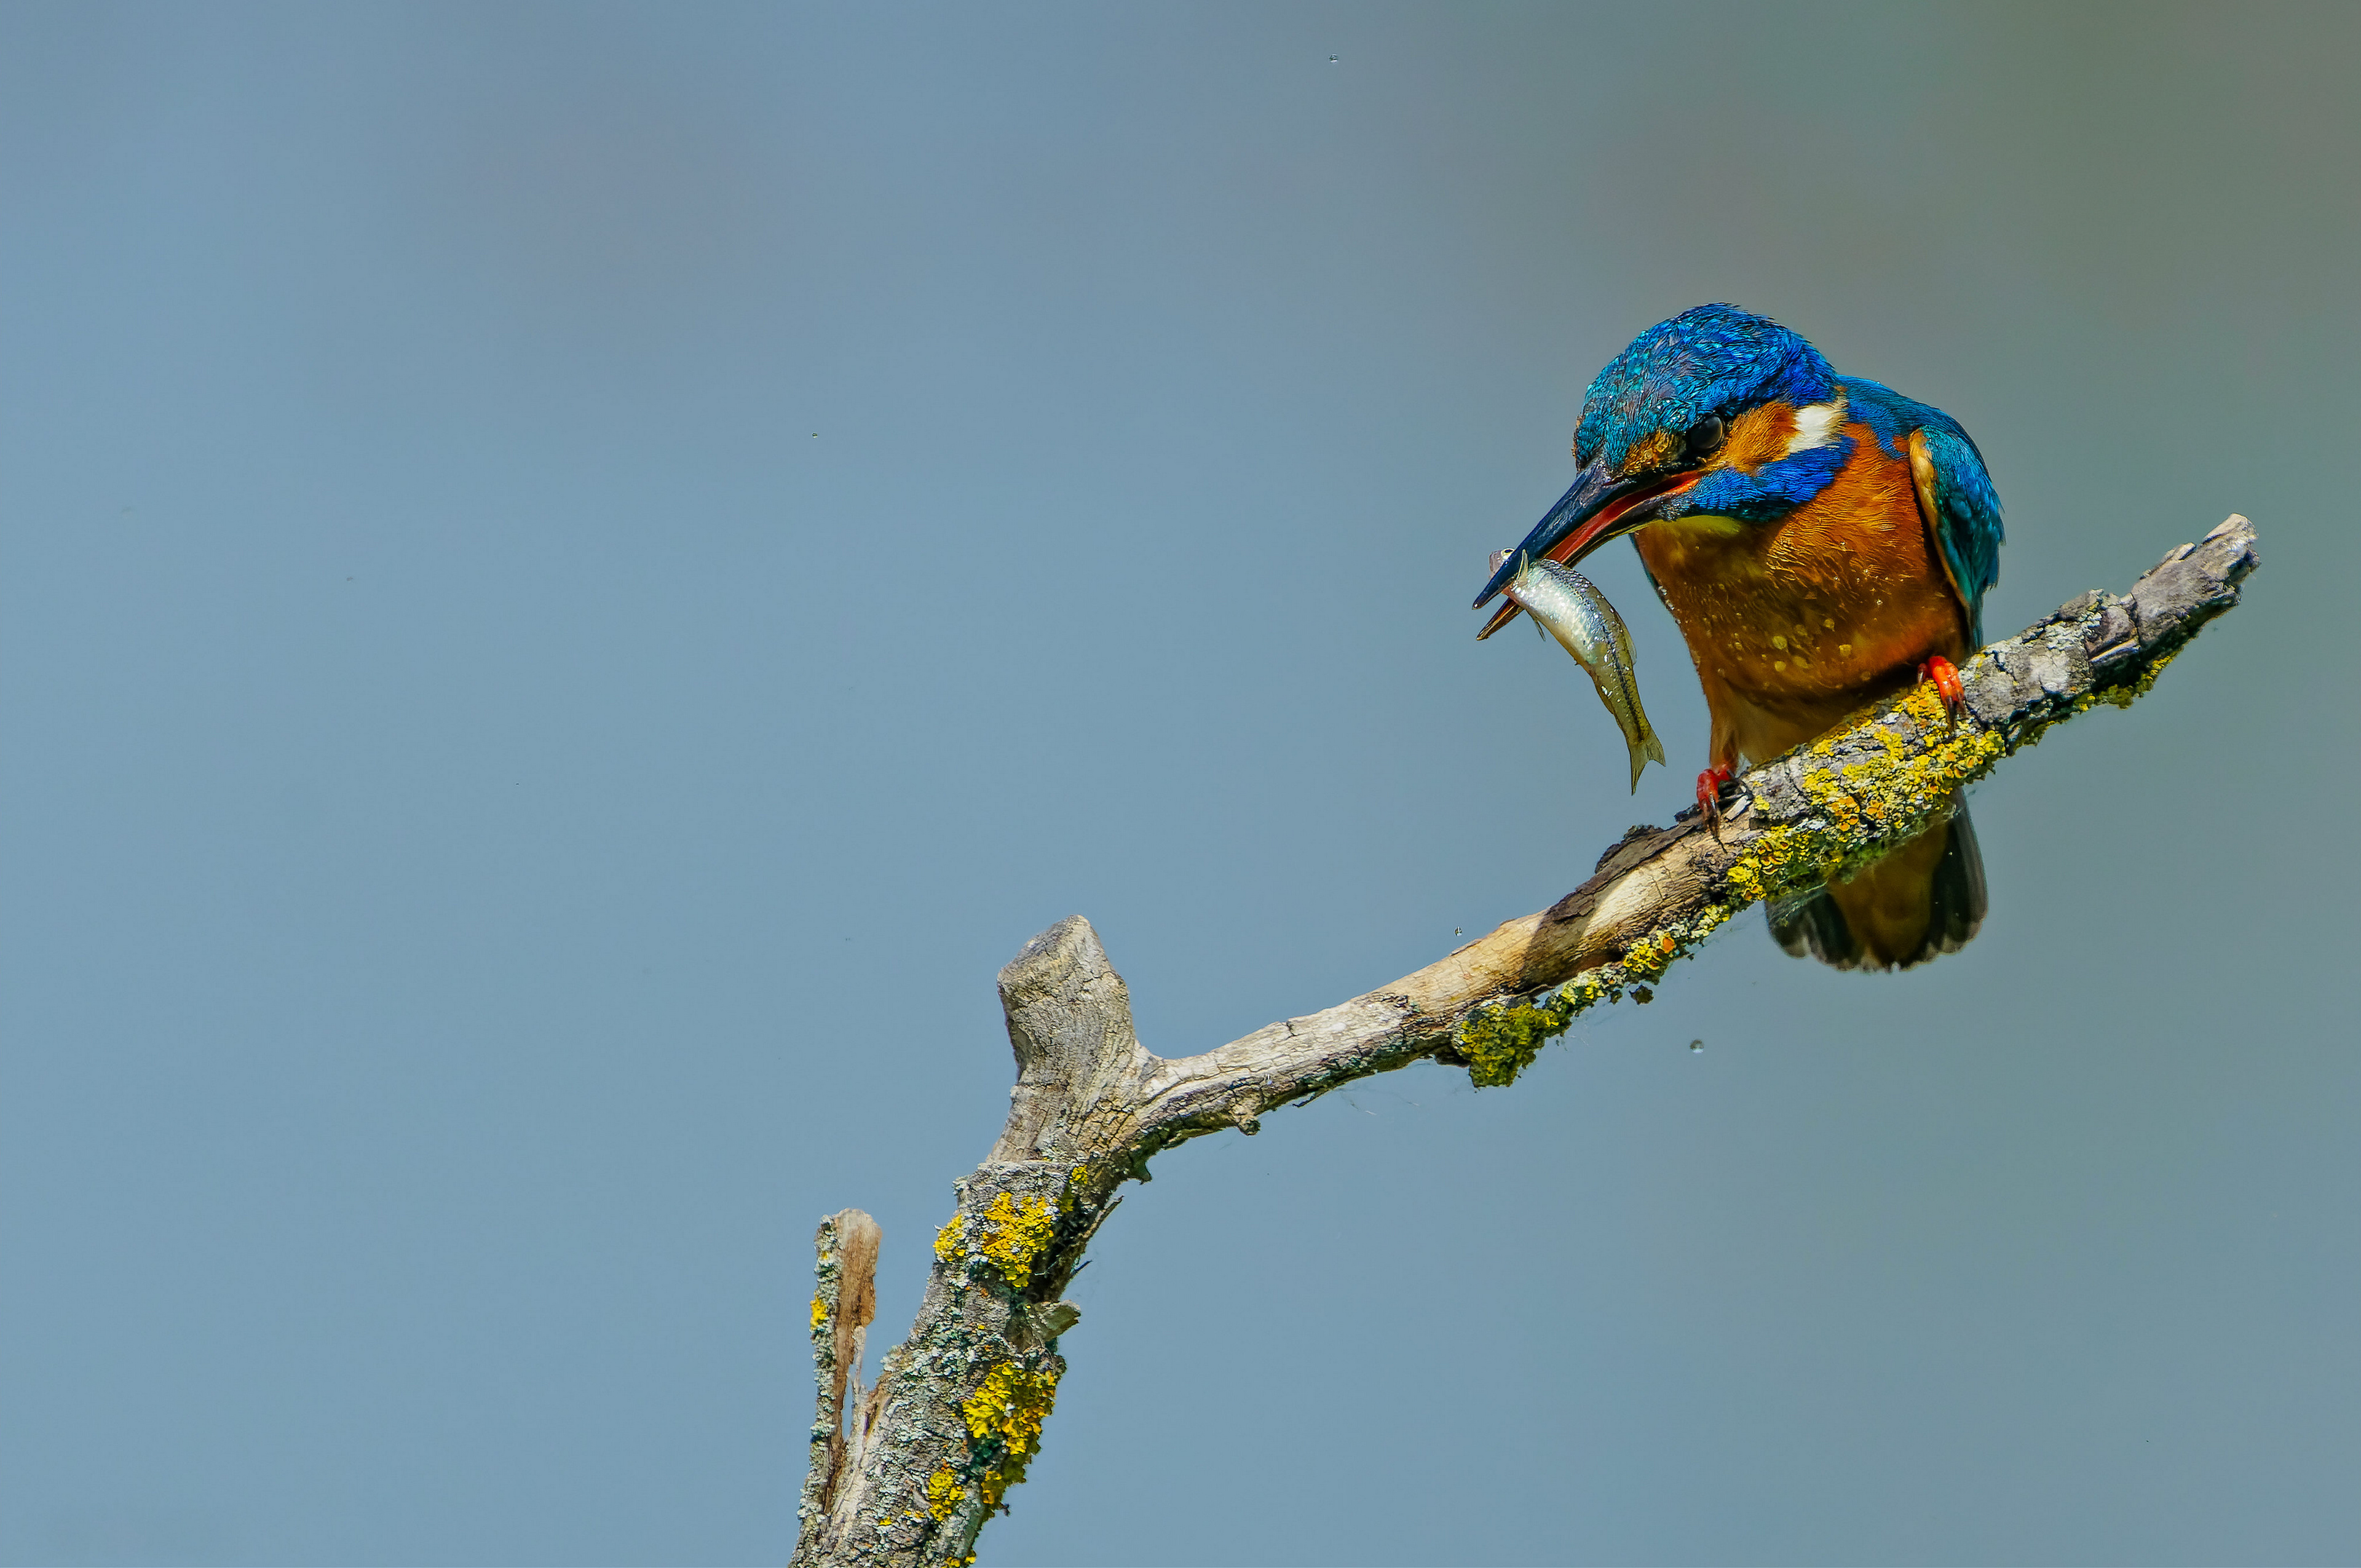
[1784,397,1846,456]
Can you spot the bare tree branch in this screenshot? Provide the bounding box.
[792,517,2260,1567]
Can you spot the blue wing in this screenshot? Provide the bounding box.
[1840,376,2004,646]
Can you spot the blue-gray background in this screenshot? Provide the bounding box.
[5,4,2356,1563]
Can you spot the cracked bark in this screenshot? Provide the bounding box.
[791,517,2261,1567]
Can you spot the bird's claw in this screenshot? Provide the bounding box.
[1918,654,1965,731]
[1695,765,1738,834]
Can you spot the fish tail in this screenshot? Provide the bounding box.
[1619,668,1664,775]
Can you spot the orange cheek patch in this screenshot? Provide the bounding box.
[1718,404,1792,473]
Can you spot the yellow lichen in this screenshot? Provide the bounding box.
[935,1191,1059,1289]
[925,1464,963,1522]
[1621,929,1682,979]
[810,1294,827,1331]
[961,1360,1061,1512]
[1058,1163,1094,1216]
[1455,902,1734,1088]
[2099,646,2177,708]
[1455,639,2175,1093]
[977,1192,1057,1289]
[1724,713,2004,913]
[1457,996,1570,1088]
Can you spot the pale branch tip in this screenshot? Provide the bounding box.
[791,517,2260,1568]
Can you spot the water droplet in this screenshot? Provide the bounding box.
[1823,617,1836,629]
[1771,634,1788,651]
[1688,1039,1704,1052]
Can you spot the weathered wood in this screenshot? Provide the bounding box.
[797,1210,882,1532]
[791,517,2260,1567]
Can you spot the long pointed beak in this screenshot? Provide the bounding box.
[1471,461,1700,631]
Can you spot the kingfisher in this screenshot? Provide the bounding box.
[1473,304,2003,970]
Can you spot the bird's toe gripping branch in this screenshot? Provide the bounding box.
[1695,764,1738,824]
[1918,654,1966,729]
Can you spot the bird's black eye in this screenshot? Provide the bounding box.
[1683,414,1726,460]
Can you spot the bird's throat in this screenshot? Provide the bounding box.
[1644,512,1752,545]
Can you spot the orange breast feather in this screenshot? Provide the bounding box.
[1634,421,1971,770]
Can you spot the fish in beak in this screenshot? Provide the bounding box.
[1473,461,1702,639]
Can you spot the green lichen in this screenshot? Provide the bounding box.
[1456,992,1572,1088]
[960,1359,1060,1513]
[1457,683,2022,1090]
[1457,901,1736,1088]
[1725,686,2005,911]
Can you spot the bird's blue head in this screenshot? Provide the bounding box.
[1473,304,1841,617]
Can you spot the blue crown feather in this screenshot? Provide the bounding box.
[1574,303,1838,472]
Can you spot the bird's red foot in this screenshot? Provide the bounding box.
[1696,765,1736,824]
[1919,654,1965,730]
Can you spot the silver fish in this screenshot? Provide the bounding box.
[1499,552,1666,792]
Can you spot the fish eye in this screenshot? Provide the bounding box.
[1683,414,1726,460]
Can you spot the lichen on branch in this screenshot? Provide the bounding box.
[791,517,2260,1568]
